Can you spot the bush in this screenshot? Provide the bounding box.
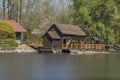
[0,39,18,49]
[0,21,18,49]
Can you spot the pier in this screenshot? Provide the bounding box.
[62,44,105,50]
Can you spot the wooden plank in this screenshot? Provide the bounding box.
[62,44,105,50]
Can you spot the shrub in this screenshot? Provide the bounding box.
[0,21,18,49]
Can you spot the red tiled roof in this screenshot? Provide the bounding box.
[1,20,26,32]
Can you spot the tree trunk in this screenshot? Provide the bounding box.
[19,0,22,22]
[2,0,6,19]
[7,0,12,19]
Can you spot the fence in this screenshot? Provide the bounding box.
[62,44,105,50]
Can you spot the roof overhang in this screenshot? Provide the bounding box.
[0,20,26,32]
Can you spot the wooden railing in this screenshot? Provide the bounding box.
[62,44,105,50]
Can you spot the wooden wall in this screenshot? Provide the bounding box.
[43,34,52,48]
[52,40,61,49]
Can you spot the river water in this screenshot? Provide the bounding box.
[0,52,120,80]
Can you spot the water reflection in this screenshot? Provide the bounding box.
[0,53,120,80]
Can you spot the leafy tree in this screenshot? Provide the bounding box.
[72,0,120,45]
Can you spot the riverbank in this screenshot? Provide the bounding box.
[70,49,109,55]
[0,44,38,53]
[0,44,112,54]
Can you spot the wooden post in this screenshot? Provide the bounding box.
[21,32,23,43]
[81,44,83,49]
[72,44,73,48]
[79,44,81,49]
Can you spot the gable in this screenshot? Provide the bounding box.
[47,24,62,37]
[48,25,56,31]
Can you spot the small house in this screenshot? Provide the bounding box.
[43,24,86,49]
[1,20,26,43]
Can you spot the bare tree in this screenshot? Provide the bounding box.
[2,0,6,19]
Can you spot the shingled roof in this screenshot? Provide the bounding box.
[47,31,61,39]
[43,23,86,39]
[54,24,86,36]
[1,20,26,32]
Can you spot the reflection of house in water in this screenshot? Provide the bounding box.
[43,23,86,49]
[2,20,26,43]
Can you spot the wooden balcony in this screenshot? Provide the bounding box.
[62,44,105,50]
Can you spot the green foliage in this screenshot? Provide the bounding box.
[73,0,120,45]
[0,39,18,49]
[0,21,18,49]
[0,21,16,39]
